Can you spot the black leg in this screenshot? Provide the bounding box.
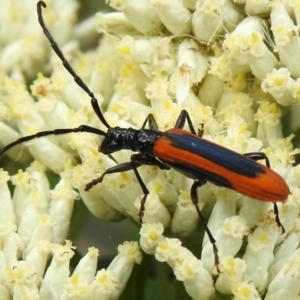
[191,181,220,273]
[85,154,168,191]
[197,124,204,137]
[84,161,141,191]
[140,114,159,130]
[273,202,285,234]
[174,110,197,135]
[243,152,284,234]
[141,110,202,136]
[85,153,169,222]
[131,160,149,223]
[243,152,270,168]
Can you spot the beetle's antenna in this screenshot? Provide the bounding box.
[0,2,111,157]
[0,125,106,156]
[37,0,110,129]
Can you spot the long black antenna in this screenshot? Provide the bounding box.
[0,2,110,157]
[0,126,106,156]
[37,0,110,129]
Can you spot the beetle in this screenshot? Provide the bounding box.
[0,1,290,269]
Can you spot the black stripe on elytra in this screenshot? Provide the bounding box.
[165,131,265,178]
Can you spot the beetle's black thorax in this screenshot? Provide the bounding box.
[100,127,163,155]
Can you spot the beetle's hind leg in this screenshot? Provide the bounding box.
[243,152,285,234]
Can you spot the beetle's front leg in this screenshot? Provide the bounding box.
[85,161,141,191]
[130,154,169,222]
[140,114,159,130]
[85,153,169,222]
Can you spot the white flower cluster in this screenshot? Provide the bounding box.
[0,0,300,299]
[0,0,79,80]
[0,165,142,299]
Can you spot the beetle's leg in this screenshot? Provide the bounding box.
[85,154,169,222]
[140,114,159,130]
[191,181,220,273]
[243,152,284,234]
[85,155,168,191]
[272,203,284,233]
[85,161,141,191]
[141,111,203,136]
[197,123,204,137]
[243,152,270,167]
[129,154,169,222]
[174,110,197,135]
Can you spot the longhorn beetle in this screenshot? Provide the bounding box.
[0,1,290,270]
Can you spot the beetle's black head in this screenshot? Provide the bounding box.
[99,127,127,154]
